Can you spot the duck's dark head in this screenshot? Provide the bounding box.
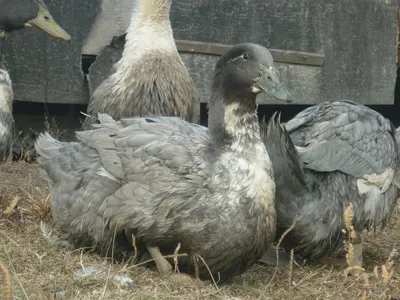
[0,0,70,40]
[213,43,292,103]
[208,44,292,146]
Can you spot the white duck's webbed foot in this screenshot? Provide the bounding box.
[146,246,173,274]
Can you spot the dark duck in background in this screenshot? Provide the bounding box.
[261,100,400,268]
[0,0,70,161]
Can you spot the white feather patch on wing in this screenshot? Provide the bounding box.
[362,168,394,193]
[96,167,120,183]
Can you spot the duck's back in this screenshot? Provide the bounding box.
[285,100,397,178]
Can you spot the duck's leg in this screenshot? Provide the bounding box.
[314,231,364,268]
[349,230,364,268]
[314,256,348,267]
[146,246,173,274]
[146,246,196,283]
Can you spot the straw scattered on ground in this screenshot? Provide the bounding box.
[0,161,399,300]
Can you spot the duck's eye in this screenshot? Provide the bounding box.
[44,16,50,20]
[243,53,249,61]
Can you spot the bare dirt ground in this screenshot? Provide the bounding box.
[0,161,399,300]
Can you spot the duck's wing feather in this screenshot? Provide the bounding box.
[77,115,209,182]
[261,113,306,192]
[284,100,397,178]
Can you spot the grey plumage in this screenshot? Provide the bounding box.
[36,43,292,281]
[262,100,400,260]
[0,22,15,163]
[0,66,13,162]
[82,0,199,130]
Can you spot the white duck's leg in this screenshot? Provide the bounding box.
[146,246,173,274]
[146,246,195,283]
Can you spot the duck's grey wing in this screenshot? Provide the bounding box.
[76,116,210,240]
[284,100,397,178]
[77,115,209,180]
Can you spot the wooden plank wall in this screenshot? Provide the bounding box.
[3,0,398,105]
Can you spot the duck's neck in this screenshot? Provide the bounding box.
[208,80,276,236]
[117,0,176,71]
[208,89,261,153]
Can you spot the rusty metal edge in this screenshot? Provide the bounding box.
[176,39,325,67]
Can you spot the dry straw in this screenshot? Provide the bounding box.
[0,262,11,300]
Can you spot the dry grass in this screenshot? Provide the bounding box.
[0,262,11,300]
[0,161,399,300]
[12,111,65,163]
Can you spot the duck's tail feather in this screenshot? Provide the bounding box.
[261,112,306,193]
[35,132,97,186]
[35,132,65,183]
[35,132,63,158]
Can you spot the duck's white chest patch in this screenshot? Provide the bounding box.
[220,142,275,210]
[248,146,275,214]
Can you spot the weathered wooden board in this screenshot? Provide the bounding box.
[3,0,398,105]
